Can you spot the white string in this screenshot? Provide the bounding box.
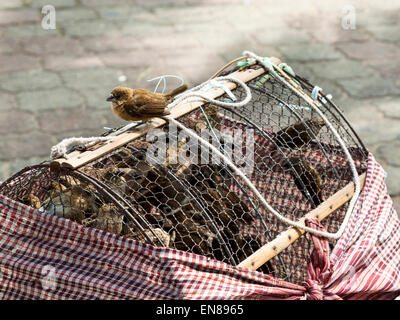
[147,75,185,94]
[164,116,345,239]
[162,71,340,238]
[243,50,361,239]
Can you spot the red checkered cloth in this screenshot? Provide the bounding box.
[0,153,399,300]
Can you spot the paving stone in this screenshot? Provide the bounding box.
[346,104,384,126]
[0,40,19,54]
[0,110,38,134]
[80,0,128,6]
[101,109,126,129]
[80,36,142,52]
[384,165,400,196]
[0,132,55,160]
[5,156,50,179]
[219,44,281,65]
[134,0,199,10]
[0,9,40,25]
[336,40,400,60]
[60,67,123,90]
[79,87,111,110]
[366,24,400,43]
[157,47,225,69]
[0,54,40,73]
[392,196,400,216]
[121,23,175,37]
[280,43,343,62]
[192,30,251,51]
[378,140,400,167]
[309,26,371,44]
[365,59,400,80]
[374,99,400,119]
[43,55,104,71]
[337,77,400,98]
[336,97,378,115]
[22,36,85,55]
[357,8,400,28]
[254,29,313,46]
[98,50,155,69]
[54,7,97,22]
[351,118,400,147]
[173,20,231,35]
[304,59,375,80]
[141,33,201,50]
[31,0,76,8]
[4,24,60,40]
[0,93,16,110]
[0,70,61,91]
[154,5,225,25]
[0,0,399,181]
[0,161,8,182]
[38,107,107,133]
[16,88,84,111]
[63,21,120,37]
[0,0,24,9]
[97,6,146,21]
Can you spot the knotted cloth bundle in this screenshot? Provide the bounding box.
[0,153,399,300]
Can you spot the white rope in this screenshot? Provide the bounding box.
[161,70,341,238]
[164,116,343,239]
[50,136,114,160]
[243,50,361,239]
[167,76,252,110]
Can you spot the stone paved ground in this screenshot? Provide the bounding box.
[0,0,399,212]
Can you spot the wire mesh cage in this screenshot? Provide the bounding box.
[0,53,369,285]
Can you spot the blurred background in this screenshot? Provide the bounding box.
[0,0,399,211]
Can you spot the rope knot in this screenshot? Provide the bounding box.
[304,279,324,300]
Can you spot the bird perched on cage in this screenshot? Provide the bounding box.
[285,157,323,208]
[106,84,188,123]
[274,117,325,149]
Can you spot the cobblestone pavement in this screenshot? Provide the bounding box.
[0,0,399,211]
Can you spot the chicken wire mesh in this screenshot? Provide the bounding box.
[0,57,368,285]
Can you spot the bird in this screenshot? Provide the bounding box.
[106,84,188,123]
[274,117,325,149]
[285,157,323,208]
[92,204,124,235]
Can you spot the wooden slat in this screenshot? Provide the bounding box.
[238,173,367,270]
[51,57,281,170]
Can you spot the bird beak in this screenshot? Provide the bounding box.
[106,94,117,102]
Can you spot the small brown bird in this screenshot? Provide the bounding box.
[275,117,325,149]
[92,204,124,235]
[107,84,188,122]
[285,157,323,208]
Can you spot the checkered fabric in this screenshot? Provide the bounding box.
[0,153,399,299]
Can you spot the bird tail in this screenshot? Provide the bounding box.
[165,84,188,100]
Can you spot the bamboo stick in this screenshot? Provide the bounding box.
[238,172,367,270]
